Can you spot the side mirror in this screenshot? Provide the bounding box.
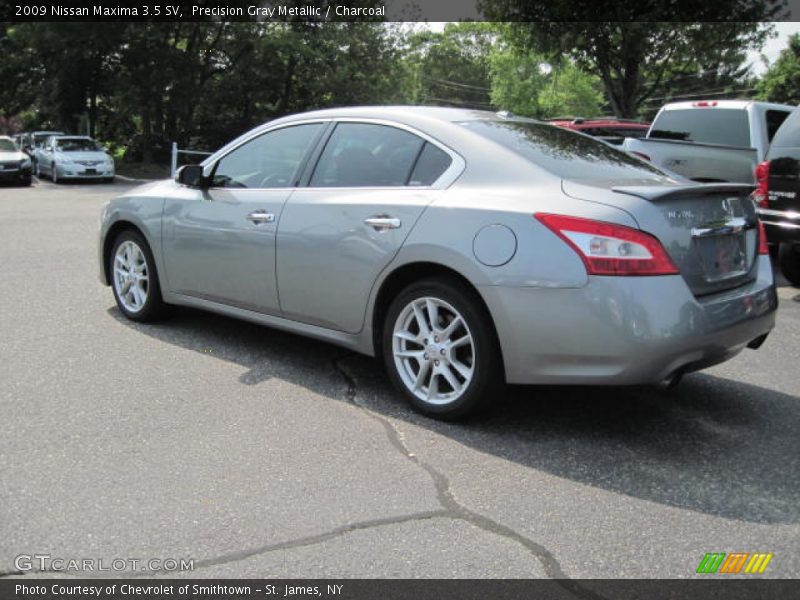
[175,164,207,189]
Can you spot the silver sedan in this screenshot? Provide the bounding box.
[98,107,777,418]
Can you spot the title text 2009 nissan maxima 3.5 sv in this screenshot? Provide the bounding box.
[98,107,777,419]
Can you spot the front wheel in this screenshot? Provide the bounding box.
[382,278,502,419]
[109,230,167,322]
[779,242,800,287]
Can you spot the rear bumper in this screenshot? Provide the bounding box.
[758,208,800,244]
[481,255,777,385]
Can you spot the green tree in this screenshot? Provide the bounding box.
[490,44,603,118]
[756,33,800,105]
[480,2,777,117]
[405,23,496,109]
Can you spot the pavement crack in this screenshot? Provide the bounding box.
[332,353,608,600]
[167,510,449,575]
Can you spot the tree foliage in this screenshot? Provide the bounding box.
[489,43,603,118]
[0,20,409,160]
[756,33,800,105]
[479,1,777,117]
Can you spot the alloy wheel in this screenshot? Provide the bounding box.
[392,296,475,405]
[113,240,150,313]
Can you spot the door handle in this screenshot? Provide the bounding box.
[364,216,401,231]
[247,210,275,224]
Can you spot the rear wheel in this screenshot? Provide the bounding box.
[779,242,800,287]
[383,278,502,419]
[109,230,167,322]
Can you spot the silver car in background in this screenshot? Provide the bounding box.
[98,107,777,418]
[37,136,115,183]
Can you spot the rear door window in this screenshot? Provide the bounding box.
[649,109,751,147]
[768,108,800,150]
[408,143,452,186]
[766,109,791,142]
[310,123,425,187]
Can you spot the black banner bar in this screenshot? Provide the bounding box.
[2,579,800,600]
[3,0,800,22]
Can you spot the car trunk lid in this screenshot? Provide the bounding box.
[563,180,759,296]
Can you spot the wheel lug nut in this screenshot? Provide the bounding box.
[440,349,445,355]
[423,353,429,360]
[434,360,440,366]
[434,336,439,342]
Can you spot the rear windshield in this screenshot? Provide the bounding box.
[460,120,668,181]
[649,109,750,147]
[768,108,800,149]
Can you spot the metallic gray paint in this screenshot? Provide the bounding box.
[99,107,777,386]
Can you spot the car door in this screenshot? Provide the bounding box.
[38,138,54,175]
[161,122,326,315]
[276,120,460,333]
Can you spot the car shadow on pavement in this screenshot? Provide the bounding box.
[108,305,800,526]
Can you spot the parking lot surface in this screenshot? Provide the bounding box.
[1,179,798,583]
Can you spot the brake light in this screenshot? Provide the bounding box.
[535,213,680,276]
[752,160,770,208]
[692,101,718,107]
[757,219,769,255]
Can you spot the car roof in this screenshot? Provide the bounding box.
[278,105,499,123]
[53,136,94,140]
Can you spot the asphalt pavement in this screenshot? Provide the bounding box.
[0,178,798,585]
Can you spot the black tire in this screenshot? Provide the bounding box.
[108,229,168,322]
[103,177,115,184]
[22,176,32,187]
[382,277,503,420]
[779,242,800,287]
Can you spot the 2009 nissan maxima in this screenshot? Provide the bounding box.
[98,107,777,418]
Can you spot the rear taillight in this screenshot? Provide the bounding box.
[752,160,770,208]
[758,219,769,255]
[535,213,680,276]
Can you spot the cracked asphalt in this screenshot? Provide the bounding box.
[1,180,798,586]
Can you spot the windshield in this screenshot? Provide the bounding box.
[461,120,669,182]
[56,139,102,152]
[34,133,62,146]
[0,139,17,152]
[649,109,751,147]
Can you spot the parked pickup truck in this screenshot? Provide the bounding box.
[623,100,795,183]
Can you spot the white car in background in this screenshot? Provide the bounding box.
[37,136,115,183]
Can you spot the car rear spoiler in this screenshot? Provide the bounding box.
[612,183,754,202]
